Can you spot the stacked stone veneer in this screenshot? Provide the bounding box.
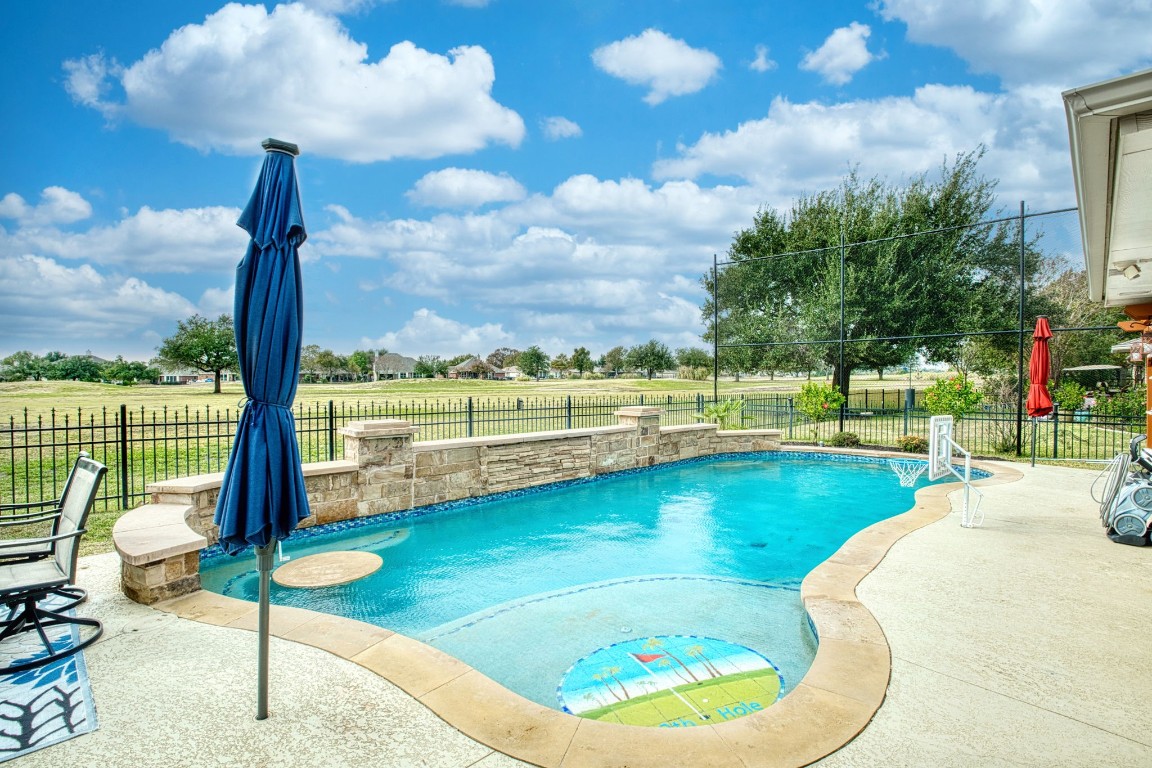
[113,407,781,604]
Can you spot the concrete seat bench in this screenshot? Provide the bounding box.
[113,503,207,604]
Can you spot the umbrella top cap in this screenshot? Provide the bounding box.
[261,138,299,157]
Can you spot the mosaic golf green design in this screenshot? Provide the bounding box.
[558,635,782,728]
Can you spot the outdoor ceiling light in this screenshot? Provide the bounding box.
[1125,263,1143,280]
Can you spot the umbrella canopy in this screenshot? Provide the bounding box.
[215,140,311,553]
[1026,316,1054,418]
[214,139,310,720]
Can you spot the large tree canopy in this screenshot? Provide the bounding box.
[518,345,550,379]
[703,151,1040,395]
[154,314,237,394]
[626,340,675,380]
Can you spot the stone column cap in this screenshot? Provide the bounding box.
[613,406,663,417]
[338,419,418,438]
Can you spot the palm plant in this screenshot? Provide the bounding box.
[696,398,745,430]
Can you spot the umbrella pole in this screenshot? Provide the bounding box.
[256,542,275,720]
[1036,421,1046,469]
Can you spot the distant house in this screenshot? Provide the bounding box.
[159,369,239,384]
[447,356,505,380]
[373,352,418,381]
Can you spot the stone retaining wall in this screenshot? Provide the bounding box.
[113,407,781,603]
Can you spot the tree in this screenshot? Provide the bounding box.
[446,353,475,368]
[676,347,712,369]
[601,346,627,377]
[486,347,520,368]
[518,345,550,379]
[414,355,448,378]
[347,350,374,381]
[0,351,50,381]
[154,314,238,394]
[314,349,346,381]
[571,347,594,375]
[105,356,161,385]
[704,151,1034,397]
[47,355,106,382]
[299,344,323,383]
[551,353,571,378]
[626,340,675,379]
[1031,268,1126,382]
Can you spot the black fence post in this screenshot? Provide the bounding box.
[1052,404,1059,459]
[904,387,915,435]
[327,400,336,461]
[787,396,794,440]
[467,396,474,438]
[119,403,130,509]
[565,395,572,430]
[697,392,704,413]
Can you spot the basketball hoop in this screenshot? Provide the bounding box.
[889,459,927,487]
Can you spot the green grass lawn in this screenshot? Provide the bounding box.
[0,373,941,422]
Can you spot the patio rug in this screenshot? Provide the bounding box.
[0,611,98,762]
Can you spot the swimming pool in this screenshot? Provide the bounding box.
[200,451,956,726]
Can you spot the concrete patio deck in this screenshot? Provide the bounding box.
[11,463,1152,767]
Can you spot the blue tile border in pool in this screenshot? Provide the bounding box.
[199,451,990,564]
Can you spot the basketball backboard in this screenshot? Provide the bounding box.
[928,415,954,481]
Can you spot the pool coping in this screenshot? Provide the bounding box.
[152,449,1021,768]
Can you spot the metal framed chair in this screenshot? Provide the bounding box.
[0,452,100,609]
[0,455,106,674]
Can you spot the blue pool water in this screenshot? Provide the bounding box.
[201,452,950,710]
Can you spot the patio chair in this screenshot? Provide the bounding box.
[0,455,106,674]
[0,452,99,609]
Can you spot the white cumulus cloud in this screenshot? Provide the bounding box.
[800,22,877,85]
[362,308,512,357]
[592,29,722,105]
[0,255,198,347]
[1,205,249,273]
[0,187,93,227]
[652,84,1073,210]
[407,168,526,208]
[541,116,583,140]
[877,0,1152,86]
[750,44,777,73]
[63,3,524,162]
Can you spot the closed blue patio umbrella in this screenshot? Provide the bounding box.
[215,138,311,720]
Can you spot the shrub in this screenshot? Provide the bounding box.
[582,372,605,380]
[677,365,711,381]
[794,382,846,439]
[827,431,860,448]
[923,376,982,419]
[697,399,745,430]
[896,434,929,453]
[1051,380,1087,412]
[516,375,532,382]
[1092,387,1145,418]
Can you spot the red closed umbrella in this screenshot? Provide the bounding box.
[1026,317,1054,417]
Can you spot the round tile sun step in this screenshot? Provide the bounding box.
[271,551,383,589]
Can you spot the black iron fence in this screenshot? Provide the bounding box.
[2,390,1140,513]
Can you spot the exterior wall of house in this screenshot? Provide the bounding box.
[114,407,782,603]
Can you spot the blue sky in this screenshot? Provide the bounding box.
[3,1,1151,362]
